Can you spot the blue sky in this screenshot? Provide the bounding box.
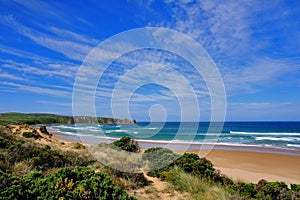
[0,0,300,121]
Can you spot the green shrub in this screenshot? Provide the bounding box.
[0,167,135,200]
[142,147,174,161]
[1,127,94,173]
[111,136,140,153]
[71,142,86,149]
[147,152,178,179]
[142,147,178,178]
[174,153,216,179]
[143,149,220,182]
[108,168,150,189]
[0,126,24,149]
[22,132,38,139]
[263,181,288,199]
[239,183,256,197]
[291,183,300,192]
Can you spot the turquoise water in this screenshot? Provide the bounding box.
[51,122,300,151]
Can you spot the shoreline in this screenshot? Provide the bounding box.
[49,129,300,185]
[50,129,300,157]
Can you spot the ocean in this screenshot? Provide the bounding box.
[50,121,300,152]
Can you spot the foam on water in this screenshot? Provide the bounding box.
[255,137,300,142]
[50,122,300,152]
[230,131,300,136]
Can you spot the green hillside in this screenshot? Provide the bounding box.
[0,112,134,125]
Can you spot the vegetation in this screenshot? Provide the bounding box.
[142,146,300,199]
[142,147,178,178]
[0,127,94,173]
[0,126,136,199]
[0,112,72,125]
[90,140,148,189]
[111,136,140,153]
[0,112,135,125]
[1,124,300,200]
[231,180,300,199]
[22,131,39,139]
[165,166,230,200]
[0,167,135,200]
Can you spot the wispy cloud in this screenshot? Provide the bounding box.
[0,71,27,81]
[48,26,99,45]
[36,100,72,107]
[0,44,51,62]
[0,81,71,97]
[146,0,256,59]
[12,0,66,24]
[0,15,93,61]
[0,58,78,81]
[223,57,300,95]
[137,0,300,97]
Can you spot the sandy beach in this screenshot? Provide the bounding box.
[50,130,300,186]
[205,149,300,185]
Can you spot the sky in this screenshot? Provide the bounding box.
[0,0,300,121]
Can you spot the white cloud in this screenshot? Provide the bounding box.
[36,100,72,107]
[48,26,99,45]
[0,81,71,97]
[139,1,300,97]
[0,44,50,62]
[0,71,27,81]
[1,58,79,80]
[12,0,66,23]
[0,15,93,61]
[223,57,300,95]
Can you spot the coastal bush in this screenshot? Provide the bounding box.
[108,168,150,189]
[262,181,289,199]
[147,152,178,179]
[71,142,86,149]
[3,128,300,200]
[143,148,229,185]
[22,132,38,139]
[142,147,174,161]
[142,147,178,178]
[231,179,299,200]
[0,126,24,149]
[0,127,94,173]
[238,182,256,198]
[174,153,215,178]
[0,167,135,200]
[291,183,300,192]
[111,136,140,153]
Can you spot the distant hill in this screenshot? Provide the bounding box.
[0,112,135,125]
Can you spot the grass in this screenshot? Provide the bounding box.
[165,166,230,200]
[89,143,145,173]
[3,125,300,200]
[88,143,149,189]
